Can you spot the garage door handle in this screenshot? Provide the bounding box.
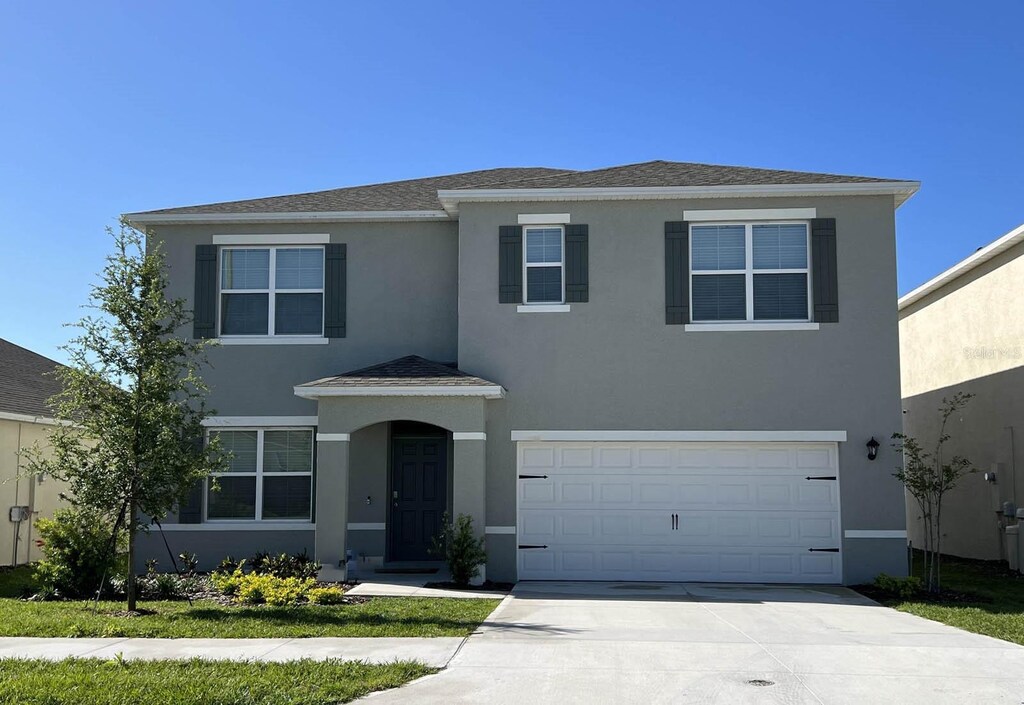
[671,513,678,530]
[518,544,548,549]
[808,548,839,552]
[805,476,837,481]
[518,474,549,479]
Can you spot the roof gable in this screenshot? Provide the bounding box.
[0,339,64,419]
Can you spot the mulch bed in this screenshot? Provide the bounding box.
[852,584,991,605]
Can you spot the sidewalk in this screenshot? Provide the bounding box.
[0,636,463,667]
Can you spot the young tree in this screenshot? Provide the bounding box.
[29,219,224,610]
[892,392,975,593]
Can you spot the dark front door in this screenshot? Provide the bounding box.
[389,433,448,561]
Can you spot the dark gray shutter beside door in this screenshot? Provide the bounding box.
[193,245,217,339]
[565,224,589,303]
[499,226,523,303]
[665,221,689,324]
[810,218,839,323]
[324,243,347,337]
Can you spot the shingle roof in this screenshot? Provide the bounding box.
[131,160,911,216]
[298,355,499,388]
[0,339,64,418]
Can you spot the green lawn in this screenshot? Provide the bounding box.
[0,565,498,639]
[874,554,1024,646]
[0,658,433,705]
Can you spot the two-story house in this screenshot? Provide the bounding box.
[126,160,918,585]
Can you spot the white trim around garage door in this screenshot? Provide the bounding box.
[844,530,907,539]
[510,430,848,442]
[485,526,516,535]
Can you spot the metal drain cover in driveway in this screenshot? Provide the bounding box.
[747,680,775,687]
[609,584,664,590]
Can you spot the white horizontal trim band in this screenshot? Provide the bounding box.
[157,522,315,532]
[511,430,848,442]
[453,432,487,440]
[203,416,318,427]
[485,526,516,535]
[212,234,330,245]
[348,522,386,531]
[317,433,350,442]
[844,530,907,539]
[684,322,819,332]
[0,411,61,426]
[518,213,571,224]
[517,304,571,313]
[295,385,505,400]
[217,337,330,346]
[125,210,451,225]
[684,207,817,221]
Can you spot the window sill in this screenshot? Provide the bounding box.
[683,322,820,332]
[517,304,571,313]
[159,522,315,531]
[217,336,329,345]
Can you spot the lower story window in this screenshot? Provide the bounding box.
[207,428,313,521]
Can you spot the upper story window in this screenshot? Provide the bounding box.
[219,246,324,336]
[524,226,564,304]
[206,428,313,521]
[690,222,810,322]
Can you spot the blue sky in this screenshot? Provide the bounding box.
[1,1,1021,362]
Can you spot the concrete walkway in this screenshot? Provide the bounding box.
[0,636,462,667]
[359,581,1024,704]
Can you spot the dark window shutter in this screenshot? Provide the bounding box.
[324,243,347,338]
[193,245,217,339]
[178,436,205,524]
[499,226,523,303]
[565,224,589,303]
[811,218,839,323]
[665,222,689,324]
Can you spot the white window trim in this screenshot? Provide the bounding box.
[205,427,314,523]
[518,213,571,225]
[203,416,318,427]
[683,322,819,332]
[218,245,325,339]
[159,522,315,532]
[689,221,812,324]
[522,224,565,305]
[517,304,570,313]
[212,234,330,245]
[683,208,816,222]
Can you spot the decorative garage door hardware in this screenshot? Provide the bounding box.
[804,475,837,480]
[518,474,549,479]
[518,544,549,549]
[670,513,679,530]
[807,548,840,552]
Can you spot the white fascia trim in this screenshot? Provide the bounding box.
[683,207,816,221]
[203,416,318,427]
[348,522,386,531]
[438,182,920,215]
[511,430,848,442]
[124,210,451,225]
[217,337,329,346]
[0,411,60,426]
[684,322,819,332]
[517,304,571,313]
[295,385,505,400]
[213,234,330,245]
[899,222,1024,310]
[453,432,487,441]
[316,433,350,442]
[518,213,571,225]
[844,529,907,539]
[485,526,516,535]
[158,522,315,532]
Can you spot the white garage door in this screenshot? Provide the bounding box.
[517,442,841,583]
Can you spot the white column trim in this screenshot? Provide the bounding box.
[204,415,318,427]
[317,433,351,442]
[510,430,848,442]
[844,530,907,539]
[484,526,516,535]
[347,522,386,531]
[453,432,487,441]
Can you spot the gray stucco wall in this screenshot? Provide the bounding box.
[456,196,907,583]
[135,530,314,572]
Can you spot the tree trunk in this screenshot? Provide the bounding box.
[126,503,136,612]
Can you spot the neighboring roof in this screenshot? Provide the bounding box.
[125,160,918,224]
[0,339,64,420]
[294,355,503,399]
[899,223,1024,311]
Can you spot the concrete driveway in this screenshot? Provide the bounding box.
[361,581,1024,704]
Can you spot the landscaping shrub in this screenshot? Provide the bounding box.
[213,556,244,576]
[430,513,487,587]
[33,508,122,598]
[211,568,316,605]
[874,573,923,599]
[249,550,321,580]
[307,586,346,604]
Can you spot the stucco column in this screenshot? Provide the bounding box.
[314,433,350,579]
[452,432,487,585]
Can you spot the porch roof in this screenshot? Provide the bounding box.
[294,355,504,399]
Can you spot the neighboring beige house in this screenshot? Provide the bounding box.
[899,223,1024,561]
[0,338,68,566]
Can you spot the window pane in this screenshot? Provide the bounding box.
[275,293,323,335]
[525,228,562,264]
[752,224,807,269]
[264,430,313,473]
[221,293,269,335]
[692,274,746,321]
[221,249,269,289]
[262,476,312,520]
[691,226,745,271]
[276,248,324,289]
[207,476,256,519]
[526,267,562,303]
[214,430,258,473]
[753,273,808,320]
